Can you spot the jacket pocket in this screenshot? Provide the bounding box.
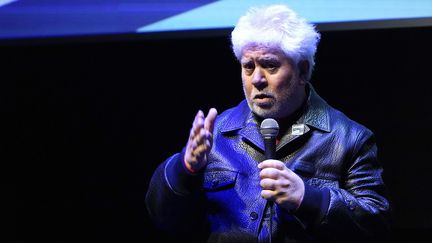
[308,177,339,189]
[290,160,316,177]
[203,170,238,191]
[290,160,340,188]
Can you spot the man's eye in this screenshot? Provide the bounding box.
[242,63,255,74]
[264,63,280,73]
[242,63,254,70]
[264,62,279,70]
[267,65,277,71]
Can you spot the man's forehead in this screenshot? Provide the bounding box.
[241,45,285,61]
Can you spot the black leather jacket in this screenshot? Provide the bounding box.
[146,86,391,243]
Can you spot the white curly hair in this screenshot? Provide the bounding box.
[231,4,320,80]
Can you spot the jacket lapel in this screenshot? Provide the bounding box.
[219,84,331,154]
[220,100,266,152]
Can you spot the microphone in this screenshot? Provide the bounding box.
[259,118,280,242]
[260,118,279,160]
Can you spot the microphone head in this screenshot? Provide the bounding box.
[260,118,279,138]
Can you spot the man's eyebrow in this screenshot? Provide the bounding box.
[257,56,279,62]
[240,58,253,64]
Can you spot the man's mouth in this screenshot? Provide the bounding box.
[254,93,272,100]
[253,93,274,106]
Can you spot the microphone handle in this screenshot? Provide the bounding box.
[262,136,277,242]
[263,137,276,243]
[263,137,276,160]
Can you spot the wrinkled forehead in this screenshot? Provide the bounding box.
[242,43,282,55]
[241,43,292,62]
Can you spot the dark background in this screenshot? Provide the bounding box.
[4,25,432,242]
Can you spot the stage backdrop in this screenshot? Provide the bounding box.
[4,24,432,242]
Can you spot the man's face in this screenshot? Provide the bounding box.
[240,45,307,119]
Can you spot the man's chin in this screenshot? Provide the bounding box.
[252,104,275,118]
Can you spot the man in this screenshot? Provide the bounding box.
[146,4,390,243]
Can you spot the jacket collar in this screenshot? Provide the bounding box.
[221,83,331,134]
[302,84,331,132]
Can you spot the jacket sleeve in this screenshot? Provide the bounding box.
[293,129,391,241]
[145,149,208,234]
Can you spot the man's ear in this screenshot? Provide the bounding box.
[297,60,309,84]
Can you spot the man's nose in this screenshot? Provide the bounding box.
[251,68,267,88]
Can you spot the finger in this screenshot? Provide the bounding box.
[204,108,218,134]
[258,159,285,170]
[189,127,205,148]
[205,130,213,147]
[259,167,282,179]
[191,129,212,153]
[261,190,275,201]
[193,129,207,147]
[185,140,198,163]
[260,178,276,190]
[190,123,204,145]
[193,143,210,159]
[191,110,205,137]
[197,109,204,118]
[193,110,204,127]
[188,125,197,142]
